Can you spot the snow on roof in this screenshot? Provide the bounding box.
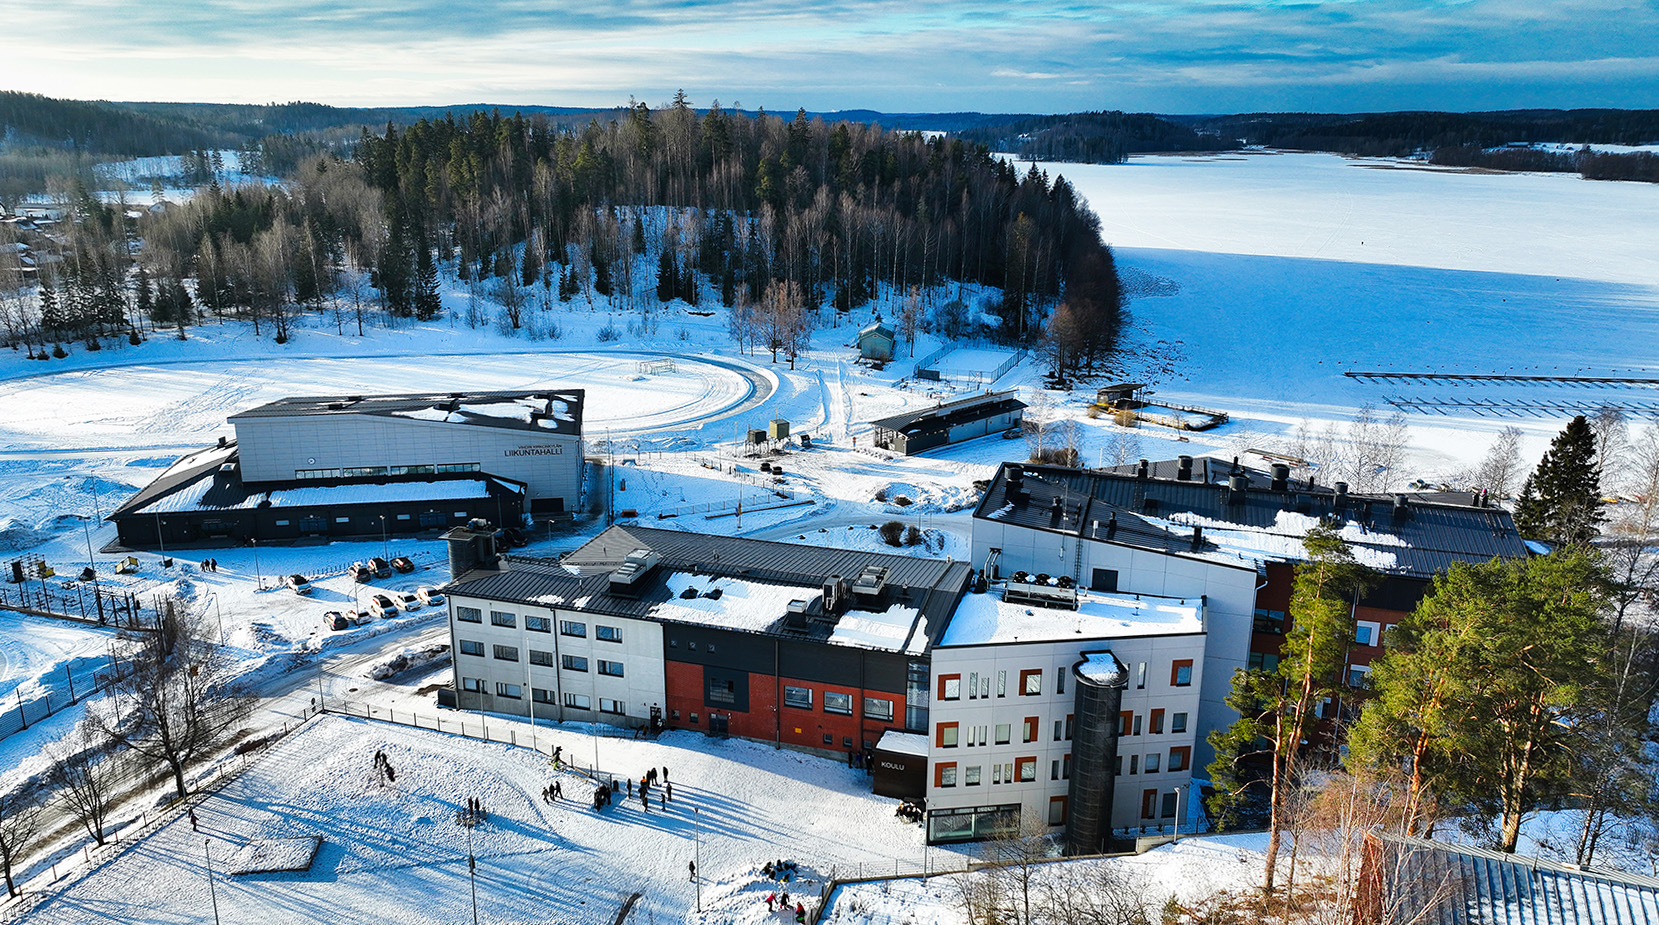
[132,476,500,515]
[1077,651,1128,684]
[828,603,923,655]
[391,398,572,429]
[651,571,807,633]
[941,589,1203,646]
[875,730,928,757]
[1158,509,1404,571]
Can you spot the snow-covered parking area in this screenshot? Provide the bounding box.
[23,714,952,924]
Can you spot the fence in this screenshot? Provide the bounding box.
[0,657,116,743]
[0,581,159,630]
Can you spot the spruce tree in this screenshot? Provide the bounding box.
[1513,415,1604,546]
[656,248,677,303]
[413,246,442,321]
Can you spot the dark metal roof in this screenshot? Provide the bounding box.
[1362,833,1659,925]
[449,525,975,651]
[105,444,239,519]
[870,390,1026,436]
[974,460,1529,579]
[226,389,585,437]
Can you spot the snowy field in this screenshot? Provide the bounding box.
[0,612,114,701]
[22,713,956,925]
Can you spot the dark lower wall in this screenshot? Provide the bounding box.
[111,490,526,549]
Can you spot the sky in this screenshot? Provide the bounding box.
[7,0,1659,114]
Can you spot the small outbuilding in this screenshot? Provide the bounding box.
[871,730,928,800]
[857,321,896,362]
[870,390,1027,456]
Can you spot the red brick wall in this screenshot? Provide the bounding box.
[663,660,905,752]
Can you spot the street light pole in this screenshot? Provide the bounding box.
[693,806,702,913]
[379,515,388,562]
[204,839,222,925]
[466,823,480,925]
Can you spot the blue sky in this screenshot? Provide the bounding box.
[8,0,1657,113]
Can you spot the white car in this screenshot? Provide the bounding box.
[349,610,374,626]
[369,594,398,619]
[417,587,445,606]
[398,592,421,612]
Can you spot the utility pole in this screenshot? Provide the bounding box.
[693,806,703,913]
[466,823,480,925]
[204,839,222,925]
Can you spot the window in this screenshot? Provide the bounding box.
[1162,792,1179,819]
[495,682,521,699]
[1053,719,1063,742]
[844,737,854,749]
[560,620,586,637]
[994,723,1011,745]
[1348,665,1372,688]
[597,625,622,642]
[1119,711,1134,737]
[965,766,982,786]
[968,672,978,699]
[1171,659,1194,687]
[492,644,519,662]
[294,468,341,480]
[529,649,553,667]
[1063,754,1072,779]
[1145,752,1160,773]
[1150,709,1165,735]
[457,606,482,624]
[785,686,813,709]
[461,677,483,692]
[342,466,387,477]
[1016,757,1036,782]
[598,660,624,677]
[980,675,990,698]
[1048,796,1068,826]
[1253,609,1286,634]
[562,654,588,672]
[1136,662,1147,690]
[1115,755,1123,776]
[389,464,435,476]
[822,733,834,745]
[1055,667,1065,695]
[1020,669,1042,696]
[1170,746,1191,772]
[936,763,958,788]
[532,688,554,704]
[1022,716,1038,743]
[437,462,481,473]
[939,674,961,701]
[937,722,959,748]
[992,764,1002,785]
[1172,712,1188,734]
[1133,714,1142,737]
[525,615,551,633]
[563,693,591,710]
[864,698,894,722]
[997,670,1007,697]
[824,691,853,715]
[1065,715,1074,740]
[690,712,699,724]
[458,640,484,656]
[1142,789,1158,819]
[335,517,350,524]
[599,698,626,715]
[1355,622,1380,647]
[1130,754,1139,774]
[1248,651,1281,672]
[1051,759,1061,781]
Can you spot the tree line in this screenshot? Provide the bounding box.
[958,111,1230,164]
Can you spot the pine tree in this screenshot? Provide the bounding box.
[414,245,442,321]
[1513,415,1604,546]
[135,266,155,321]
[656,248,678,303]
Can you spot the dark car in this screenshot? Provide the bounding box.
[391,556,416,574]
[369,557,393,579]
[352,563,373,583]
[323,611,348,631]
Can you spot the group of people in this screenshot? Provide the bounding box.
[540,781,563,803]
[198,558,221,572]
[763,891,807,923]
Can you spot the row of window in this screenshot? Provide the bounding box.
[778,685,895,722]
[939,660,1192,701]
[457,678,626,714]
[935,757,1036,788]
[454,608,624,643]
[294,462,481,480]
[1118,746,1191,775]
[1255,609,1384,649]
[1118,709,1189,737]
[935,715,1075,749]
[456,641,624,676]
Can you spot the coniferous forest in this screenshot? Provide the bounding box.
[1,98,1124,377]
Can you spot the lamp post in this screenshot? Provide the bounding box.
[251,537,262,589]
[154,513,167,563]
[379,515,389,562]
[204,839,222,925]
[693,806,702,913]
[465,822,480,925]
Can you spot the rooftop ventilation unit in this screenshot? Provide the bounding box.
[851,565,889,604]
[823,575,849,615]
[785,598,811,629]
[1177,455,1193,481]
[1004,574,1079,610]
[1227,474,1249,505]
[1270,464,1291,492]
[608,548,662,596]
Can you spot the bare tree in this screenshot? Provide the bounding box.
[1473,426,1524,500]
[1346,405,1410,493]
[48,728,120,846]
[1104,425,1142,468]
[1590,405,1629,492]
[99,606,250,799]
[0,783,45,898]
[1024,391,1053,463]
[899,285,923,357]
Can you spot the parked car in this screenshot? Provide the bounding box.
[369,557,393,579]
[1001,427,1023,440]
[398,591,421,611]
[323,611,348,631]
[417,587,445,607]
[369,593,398,618]
[286,574,313,595]
[351,563,372,583]
[349,609,374,626]
[391,555,416,574]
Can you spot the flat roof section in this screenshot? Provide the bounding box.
[227,390,585,437]
[940,588,1204,647]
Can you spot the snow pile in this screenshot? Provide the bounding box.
[226,836,323,875]
[364,643,450,681]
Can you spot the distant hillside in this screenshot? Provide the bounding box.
[0,91,234,155]
[1189,109,1659,157]
[956,111,1232,163]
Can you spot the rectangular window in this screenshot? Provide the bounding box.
[1150,709,1165,735]
[997,670,1007,697]
[1056,667,1065,695]
[1172,712,1188,734]
[562,654,588,672]
[980,675,990,698]
[1171,659,1194,687]
[1355,622,1380,647]
[965,765,982,786]
[1053,719,1063,742]
[939,674,961,701]
[1020,669,1042,696]
[995,723,1011,745]
[597,625,622,643]
[437,463,480,473]
[492,644,519,661]
[1065,714,1074,740]
[936,762,957,788]
[1115,755,1123,776]
[462,677,483,692]
[937,722,959,748]
[1142,789,1158,819]
[458,640,484,656]
[1248,651,1281,672]
[1016,757,1036,782]
[864,698,894,722]
[563,692,591,710]
[1133,714,1142,737]
[457,606,482,624]
[824,691,853,715]
[1145,752,1160,773]
[525,615,551,633]
[532,687,554,704]
[1137,662,1147,690]
[1051,759,1060,781]
[1253,609,1286,634]
[690,712,698,724]
[1063,754,1072,779]
[968,671,978,699]
[992,764,1002,785]
[598,660,624,677]
[784,686,813,709]
[495,682,521,699]
[560,620,587,637]
[1170,747,1191,772]
[529,649,553,667]
[341,466,388,478]
[1119,711,1134,737]
[1048,796,1068,826]
[599,698,626,715]
[1022,716,1038,743]
[1162,792,1178,819]
[1130,754,1139,774]
[335,517,350,524]
[1348,666,1372,688]
[389,464,435,476]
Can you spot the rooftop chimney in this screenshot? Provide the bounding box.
[1190,525,1204,551]
[1270,464,1290,492]
[1334,482,1350,511]
[1006,463,1024,486]
[1227,473,1249,505]
[1177,455,1193,481]
[1136,459,1150,480]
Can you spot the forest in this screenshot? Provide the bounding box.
[0,98,1124,377]
[958,111,1229,164]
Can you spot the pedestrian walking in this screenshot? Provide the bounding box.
[189,809,198,831]
[553,781,563,800]
[666,782,673,802]
[627,778,633,798]
[641,791,649,813]
[795,902,805,923]
[662,765,669,781]
[660,792,665,809]
[766,892,776,912]
[689,860,696,881]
